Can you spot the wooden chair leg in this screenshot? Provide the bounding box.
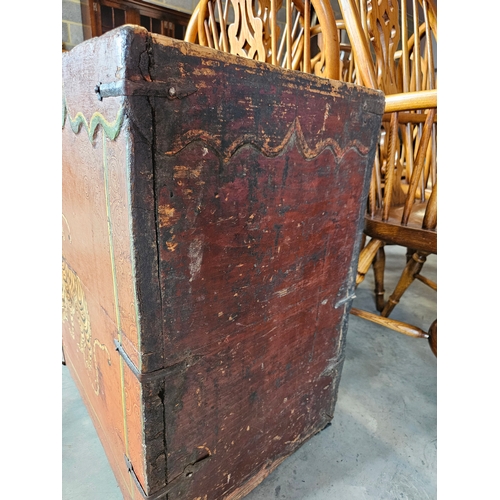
[415,273,437,291]
[428,319,437,357]
[406,247,415,263]
[405,251,437,291]
[372,245,385,312]
[381,250,429,317]
[350,308,437,357]
[350,307,428,338]
[356,237,384,286]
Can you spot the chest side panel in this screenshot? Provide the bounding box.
[137,38,383,499]
[62,27,158,499]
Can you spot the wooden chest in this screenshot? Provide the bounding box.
[62,25,384,500]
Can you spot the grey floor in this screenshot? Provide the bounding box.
[62,245,437,499]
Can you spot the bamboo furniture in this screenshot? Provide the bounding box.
[338,0,437,355]
[185,0,340,80]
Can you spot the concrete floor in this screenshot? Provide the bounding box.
[62,244,437,499]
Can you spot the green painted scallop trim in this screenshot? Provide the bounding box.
[62,97,125,142]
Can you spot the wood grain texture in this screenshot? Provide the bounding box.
[62,25,384,499]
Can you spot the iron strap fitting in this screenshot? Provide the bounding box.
[125,454,210,499]
[114,338,201,383]
[95,79,197,101]
[114,339,172,383]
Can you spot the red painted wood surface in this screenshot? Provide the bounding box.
[62,25,384,500]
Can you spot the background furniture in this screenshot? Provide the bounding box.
[185,0,340,79]
[338,0,437,355]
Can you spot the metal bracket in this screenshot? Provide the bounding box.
[114,339,200,383]
[334,292,356,309]
[113,339,143,378]
[125,454,210,499]
[95,79,197,101]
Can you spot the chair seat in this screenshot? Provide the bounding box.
[364,202,437,254]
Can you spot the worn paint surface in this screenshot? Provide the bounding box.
[62,26,384,500]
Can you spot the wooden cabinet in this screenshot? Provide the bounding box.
[89,0,190,39]
[62,25,384,499]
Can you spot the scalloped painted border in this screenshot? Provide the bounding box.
[61,96,370,162]
[62,97,125,142]
[165,117,371,162]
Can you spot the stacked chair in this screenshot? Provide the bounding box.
[338,0,437,355]
[185,0,340,79]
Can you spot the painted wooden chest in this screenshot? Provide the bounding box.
[62,25,384,500]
